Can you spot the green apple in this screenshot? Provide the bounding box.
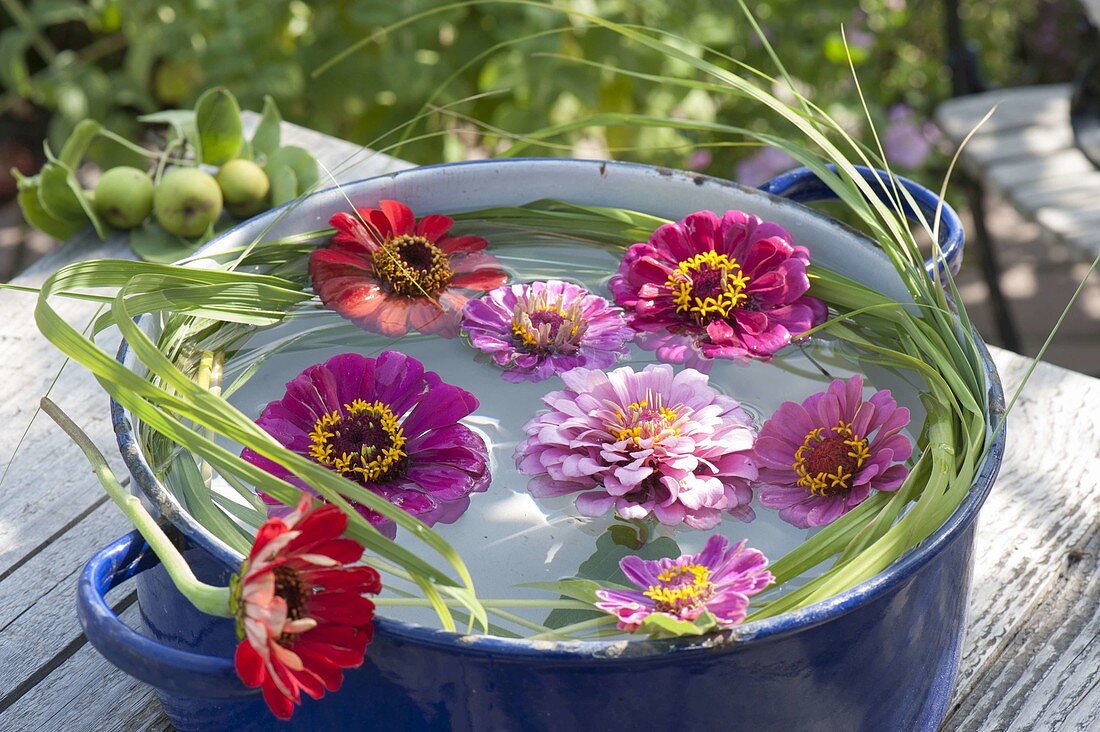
[216,159,270,218]
[153,167,223,238]
[153,58,204,105]
[93,166,154,229]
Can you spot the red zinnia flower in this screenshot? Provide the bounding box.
[310,200,508,337]
[232,497,381,719]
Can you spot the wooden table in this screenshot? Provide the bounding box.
[0,121,1097,732]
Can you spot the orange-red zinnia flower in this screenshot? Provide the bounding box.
[310,200,507,337]
[232,497,380,719]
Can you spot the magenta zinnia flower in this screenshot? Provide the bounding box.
[242,351,491,536]
[460,280,633,383]
[609,210,827,366]
[753,375,913,528]
[515,364,757,529]
[595,535,774,632]
[310,200,507,338]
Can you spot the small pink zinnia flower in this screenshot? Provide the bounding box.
[609,210,828,367]
[515,364,758,529]
[753,374,914,528]
[232,496,380,719]
[310,200,507,338]
[595,535,774,632]
[460,279,633,383]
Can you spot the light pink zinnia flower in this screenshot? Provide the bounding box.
[609,210,827,368]
[753,374,913,528]
[594,535,774,632]
[515,364,758,529]
[460,279,633,383]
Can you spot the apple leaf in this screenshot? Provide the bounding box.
[130,220,205,263]
[195,87,243,165]
[251,95,282,159]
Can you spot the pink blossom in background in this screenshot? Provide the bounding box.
[734,147,797,187]
[883,104,942,170]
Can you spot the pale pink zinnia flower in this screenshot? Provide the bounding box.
[515,364,758,529]
[460,279,633,383]
[609,210,828,368]
[595,535,774,632]
[753,375,913,528]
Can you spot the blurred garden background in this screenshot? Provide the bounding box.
[1,0,1098,372]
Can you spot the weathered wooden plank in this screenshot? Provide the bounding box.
[946,352,1100,725]
[986,149,1099,200]
[943,512,1100,731]
[934,85,1072,143]
[962,124,1074,170]
[0,500,134,699]
[0,604,169,731]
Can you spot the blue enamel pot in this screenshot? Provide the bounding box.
[78,159,1000,732]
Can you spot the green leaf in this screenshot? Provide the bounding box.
[635,610,719,638]
[37,158,106,239]
[251,95,282,158]
[17,184,84,239]
[264,145,318,202]
[268,165,297,206]
[195,87,243,165]
[519,578,605,605]
[139,110,200,153]
[0,30,31,95]
[130,220,205,263]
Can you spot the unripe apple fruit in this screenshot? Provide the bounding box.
[154,168,223,238]
[216,159,270,218]
[93,167,154,229]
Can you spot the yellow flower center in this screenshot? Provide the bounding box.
[666,251,750,321]
[643,563,715,614]
[510,292,585,353]
[608,394,682,446]
[793,420,872,496]
[372,234,453,297]
[307,399,407,483]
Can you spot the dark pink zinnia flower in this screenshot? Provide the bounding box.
[594,535,773,632]
[609,209,827,367]
[310,200,508,338]
[232,496,380,719]
[753,375,913,528]
[241,351,491,536]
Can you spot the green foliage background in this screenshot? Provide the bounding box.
[0,0,1089,183]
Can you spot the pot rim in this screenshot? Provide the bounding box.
[111,157,1004,658]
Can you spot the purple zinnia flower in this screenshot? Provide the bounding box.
[515,364,758,529]
[594,535,774,632]
[609,210,828,368]
[753,374,913,528]
[242,351,491,537]
[460,280,633,383]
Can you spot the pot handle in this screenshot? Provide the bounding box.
[757,165,964,279]
[77,530,253,699]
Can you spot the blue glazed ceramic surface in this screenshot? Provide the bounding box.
[80,160,1003,731]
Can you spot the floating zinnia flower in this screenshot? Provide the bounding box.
[460,279,633,383]
[753,374,913,528]
[609,210,828,367]
[515,364,757,529]
[595,535,774,632]
[310,200,507,337]
[242,351,491,536]
[232,496,381,719]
